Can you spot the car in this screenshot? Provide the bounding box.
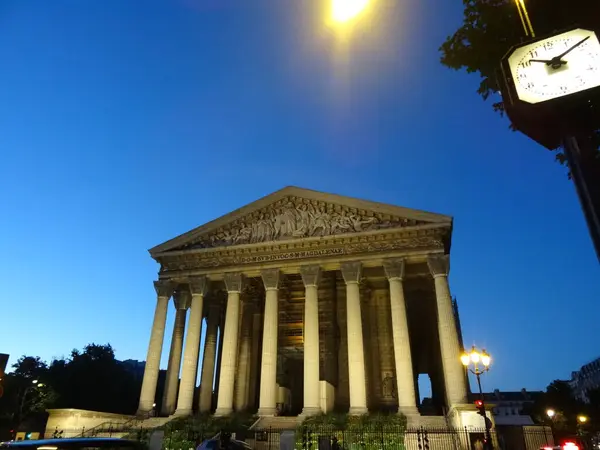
[0,438,146,450]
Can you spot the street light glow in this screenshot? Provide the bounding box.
[481,350,491,367]
[461,353,471,366]
[578,415,588,423]
[331,0,370,23]
[546,409,555,418]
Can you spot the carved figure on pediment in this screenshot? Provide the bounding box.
[273,203,298,239]
[234,222,252,244]
[310,205,331,236]
[293,203,311,237]
[349,213,377,232]
[253,213,273,242]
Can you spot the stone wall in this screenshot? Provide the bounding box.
[45,409,134,438]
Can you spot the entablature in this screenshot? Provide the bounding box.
[156,225,447,282]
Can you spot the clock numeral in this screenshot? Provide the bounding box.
[543,42,554,51]
[519,60,531,68]
[529,50,538,58]
[559,86,568,93]
[526,82,534,89]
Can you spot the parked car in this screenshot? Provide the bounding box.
[0,438,146,450]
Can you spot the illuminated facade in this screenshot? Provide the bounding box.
[136,187,470,424]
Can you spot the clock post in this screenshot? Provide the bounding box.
[499,26,600,263]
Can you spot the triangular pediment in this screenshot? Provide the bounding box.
[150,186,452,255]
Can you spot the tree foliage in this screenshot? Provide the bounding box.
[439,0,600,162]
[0,343,142,432]
[522,379,599,437]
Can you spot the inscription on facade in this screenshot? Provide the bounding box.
[182,196,424,249]
[160,236,444,273]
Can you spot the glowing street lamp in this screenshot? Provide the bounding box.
[577,415,588,424]
[331,0,370,23]
[546,409,555,419]
[461,346,492,449]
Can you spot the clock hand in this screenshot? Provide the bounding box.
[529,59,554,63]
[554,35,590,60]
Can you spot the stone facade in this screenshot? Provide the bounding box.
[136,187,469,419]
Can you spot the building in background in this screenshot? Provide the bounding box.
[570,357,600,403]
[474,389,544,426]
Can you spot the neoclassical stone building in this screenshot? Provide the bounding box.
[136,187,469,421]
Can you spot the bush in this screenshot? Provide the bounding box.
[296,413,407,450]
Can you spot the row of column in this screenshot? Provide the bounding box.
[136,254,468,417]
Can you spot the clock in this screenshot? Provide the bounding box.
[507,28,600,104]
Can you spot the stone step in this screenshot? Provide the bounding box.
[251,416,301,430]
[407,415,449,429]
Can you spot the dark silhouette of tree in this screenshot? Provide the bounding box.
[47,343,141,414]
[0,356,57,432]
[0,343,142,433]
[439,0,600,163]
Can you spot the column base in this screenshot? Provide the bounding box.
[214,407,233,417]
[299,406,322,417]
[398,406,420,416]
[172,409,193,417]
[349,406,369,415]
[257,407,277,416]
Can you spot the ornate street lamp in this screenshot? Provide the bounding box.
[461,346,493,449]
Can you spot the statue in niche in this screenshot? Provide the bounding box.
[382,373,397,399]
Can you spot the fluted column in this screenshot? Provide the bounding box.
[300,265,321,416]
[137,281,173,415]
[214,273,244,416]
[258,269,281,416]
[198,301,220,413]
[161,290,189,415]
[340,262,368,415]
[428,255,468,407]
[174,277,208,416]
[234,301,253,411]
[383,259,419,416]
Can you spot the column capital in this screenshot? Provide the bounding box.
[383,258,406,281]
[427,255,450,278]
[300,265,321,287]
[189,276,209,296]
[261,269,281,291]
[173,290,191,310]
[224,272,244,293]
[340,261,362,284]
[154,280,174,298]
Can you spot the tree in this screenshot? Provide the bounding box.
[439,0,600,163]
[0,356,58,431]
[47,343,141,414]
[0,343,143,434]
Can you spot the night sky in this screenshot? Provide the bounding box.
[1,0,598,395]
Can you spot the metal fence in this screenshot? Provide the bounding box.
[42,425,566,450]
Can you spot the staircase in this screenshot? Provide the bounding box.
[250,416,301,430]
[77,416,173,439]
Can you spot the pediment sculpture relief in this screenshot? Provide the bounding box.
[184,197,425,249]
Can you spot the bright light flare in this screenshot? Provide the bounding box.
[331,0,370,23]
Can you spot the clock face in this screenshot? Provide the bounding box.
[507,28,600,104]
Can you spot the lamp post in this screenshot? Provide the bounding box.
[461,346,493,449]
[545,409,556,445]
[16,379,44,428]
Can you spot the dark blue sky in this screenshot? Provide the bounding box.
[1,0,598,394]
